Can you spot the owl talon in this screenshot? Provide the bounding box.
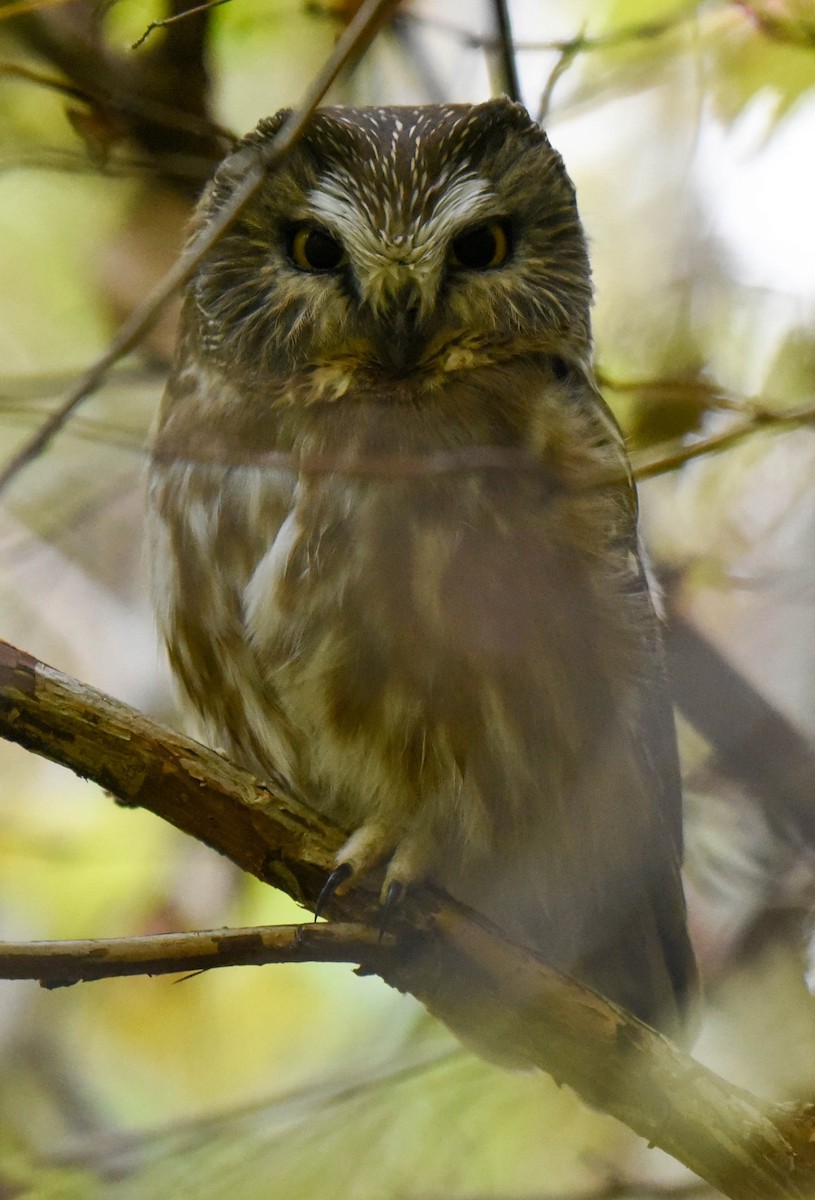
[379,880,405,940]
[314,861,353,920]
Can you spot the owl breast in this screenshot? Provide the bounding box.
[239,465,589,849]
[150,413,649,931]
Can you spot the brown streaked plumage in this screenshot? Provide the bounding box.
[147,99,697,1047]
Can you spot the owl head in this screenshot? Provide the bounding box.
[188,99,592,389]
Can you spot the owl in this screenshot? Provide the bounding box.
[147,98,697,1042]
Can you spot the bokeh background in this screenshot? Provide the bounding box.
[2,1,815,1196]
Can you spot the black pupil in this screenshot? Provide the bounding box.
[452,224,500,269]
[552,356,571,381]
[303,228,344,270]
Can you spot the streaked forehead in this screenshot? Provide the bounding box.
[300,106,499,236]
[305,104,494,161]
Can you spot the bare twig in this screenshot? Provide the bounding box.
[148,388,815,487]
[537,29,583,123]
[7,364,813,486]
[0,58,231,147]
[533,6,701,120]
[0,922,392,986]
[598,371,732,404]
[402,4,697,55]
[0,146,221,179]
[0,57,90,99]
[490,0,520,102]
[3,637,815,1199]
[132,0,231,50]
[629,400,815,482]
[0,0,401,499]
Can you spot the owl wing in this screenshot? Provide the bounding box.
[548,379,698,1033]
[626,545,700,1029]
[593,385,698,1029]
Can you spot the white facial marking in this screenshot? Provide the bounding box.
[307,168,493,314]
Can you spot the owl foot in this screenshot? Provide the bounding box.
[380,834,435,905]
[336,821,394,882]
[314,862,353,920]
[318,822,436,923]
[379,880,405,940]
[314,821,395,919]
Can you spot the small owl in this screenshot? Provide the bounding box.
[148,99,697,1040]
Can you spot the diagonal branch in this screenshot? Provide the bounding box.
[630,400,815,482]
[2,637,815,1199]
[666,611,815,847]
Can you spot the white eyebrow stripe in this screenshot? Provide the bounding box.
[422,175,492,240]
[306,171,494,259]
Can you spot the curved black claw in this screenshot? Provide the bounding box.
[379,880,405,941]
[314,862,353,921]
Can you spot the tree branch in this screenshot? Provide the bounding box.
[0,922,392,986]
[665,610,815,847]
[3,638,815,1198]
[630,400,815,483]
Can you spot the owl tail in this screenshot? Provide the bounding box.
[567,876,700,1043]
[444,849,698,1053]
[381,867,698,1074]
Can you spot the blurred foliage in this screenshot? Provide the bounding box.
[1,1,815,1197]
[711,1,815,123]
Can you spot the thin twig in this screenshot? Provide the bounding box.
[598,370,732,403]
[148,391,815,486]
[630,400,815,481]
[0,922,393,986]
[132,0,231,51]
[490,0,520,101]
[538,28,583,123]
[402,3,697,54]
[0,147,220,179]
[0,0,401,499]
[9,363,809,478]
[0,57,90,99]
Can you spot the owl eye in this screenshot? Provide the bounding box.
[288,225,347,272]
[448,221,510,271]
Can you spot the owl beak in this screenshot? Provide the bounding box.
[374,302,427,375]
